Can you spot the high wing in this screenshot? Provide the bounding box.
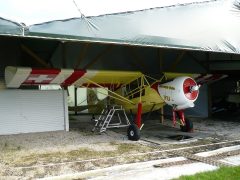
[5,66,143,89]
[5,66,226,89]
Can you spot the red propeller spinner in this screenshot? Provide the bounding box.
[183,78,200,101]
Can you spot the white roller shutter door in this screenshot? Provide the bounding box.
[0,90,68,135]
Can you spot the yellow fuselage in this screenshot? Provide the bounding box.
[114,86,165,114]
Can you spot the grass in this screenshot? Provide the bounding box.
[1,141,22,152]
[117,143,153,153]
[6,142,155,167]
[11,148,114,167]
[176,166,240,180]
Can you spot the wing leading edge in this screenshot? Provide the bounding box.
[5,66,143,89]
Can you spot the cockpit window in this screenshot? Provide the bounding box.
[123,77,145,99]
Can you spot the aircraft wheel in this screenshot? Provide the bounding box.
[180,119,193,132]
[127,124,140,141]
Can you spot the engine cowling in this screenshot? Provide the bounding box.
[158,76,200,111]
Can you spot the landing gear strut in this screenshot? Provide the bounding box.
[180,118,193,132]
[127,103,142,141]
[173,110,193,132]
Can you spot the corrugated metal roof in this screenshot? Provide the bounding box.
[1,0,240,54]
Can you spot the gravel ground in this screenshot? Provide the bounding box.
[161,117,240,140]
[0,116,240,179]
[0,130,127,154]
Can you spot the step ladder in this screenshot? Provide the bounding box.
[92,105,130,133]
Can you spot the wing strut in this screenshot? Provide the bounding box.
[83,77,135,105]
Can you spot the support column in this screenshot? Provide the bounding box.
[208,86,212,117]
[160,107,164,124]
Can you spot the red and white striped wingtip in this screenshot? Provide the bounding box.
[5,66,88,88]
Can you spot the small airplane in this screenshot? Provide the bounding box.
[5,66,226,140]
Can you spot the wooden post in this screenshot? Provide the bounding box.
[160,107,164,124]
[206,52,210,72]
[208,86,212,118]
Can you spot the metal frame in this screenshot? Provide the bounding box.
[92,105,130,133]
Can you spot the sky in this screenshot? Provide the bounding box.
[0,0,209,25]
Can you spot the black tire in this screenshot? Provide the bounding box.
[180,119,193,132]
[127,124,140,141]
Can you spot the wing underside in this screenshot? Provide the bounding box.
[5,66,143,89]
[5,66,226,89]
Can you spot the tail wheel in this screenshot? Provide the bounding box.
[127,124,140,141]
[180,119,193,132]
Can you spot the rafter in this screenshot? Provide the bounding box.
[168,51,185,71]
[127,47,146,72]
[21,44,50,68]
[158,48,164,71]
[74,43,90,68]
[61,42,67,68]
[186,52,209,71]
[83,45,113,69]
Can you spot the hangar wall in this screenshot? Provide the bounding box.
[0,38,19,78]
[50,43,207,74]
[0,37,214,118]
[163,84,208,118]
[0,90,68,135]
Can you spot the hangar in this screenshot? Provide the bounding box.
[0,0,239,135]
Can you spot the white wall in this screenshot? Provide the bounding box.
[0,90,68,135]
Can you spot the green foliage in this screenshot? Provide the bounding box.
[176,166,240,180]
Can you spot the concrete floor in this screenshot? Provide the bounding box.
[70,114,240,144]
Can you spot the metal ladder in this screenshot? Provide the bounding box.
[92,105,130,133]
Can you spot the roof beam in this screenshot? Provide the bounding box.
[158,48,164,72]
[168,51,186,71]
[186,52,208,71]
[48,43,61,68]
[83,45,113,69]
[206,52,210,72]
[128,47,146,72]
[61,42,67,68]
[130,48,146,68]
[21,44,50,68]
[74,43,90,68]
